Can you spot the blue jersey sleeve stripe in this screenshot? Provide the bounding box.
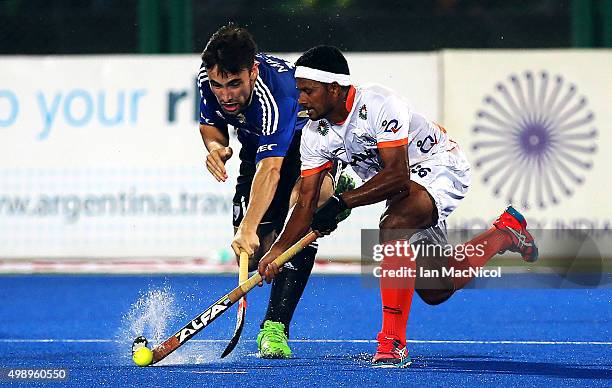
[197,67,208,88]
[262,80,279,135]
[255,79,272,135]
[259,78,279,135]
[198,69,209,103]
[256,78,279,136]
[198,76,208,89]
[254,83,270,135]
[198,77,208,97]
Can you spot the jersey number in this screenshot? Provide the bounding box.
[410,165,431,178]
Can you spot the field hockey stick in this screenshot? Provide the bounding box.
[134,231,318,365]
[220,251,249,358]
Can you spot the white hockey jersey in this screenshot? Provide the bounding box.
[300,84,456,181]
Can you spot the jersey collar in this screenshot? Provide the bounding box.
[334,85,356,126]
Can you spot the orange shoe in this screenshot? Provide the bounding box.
[371,333,412,368]
[493,206,539,262]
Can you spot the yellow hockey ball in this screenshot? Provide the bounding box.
[132,347,153,367]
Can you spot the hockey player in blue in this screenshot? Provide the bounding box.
[198,24,353,358]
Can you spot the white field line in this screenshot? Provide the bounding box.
[1,339,611,345]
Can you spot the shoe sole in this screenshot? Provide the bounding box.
[257,352,291,359]
[257,347,291,359]
[372,359,412,368]
[500,206,539,262]
[372,356,412,368]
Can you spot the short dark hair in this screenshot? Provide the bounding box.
[201,24,257,76]
[295,45,350,75]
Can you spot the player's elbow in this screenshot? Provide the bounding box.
[382,162,410,195]
[398,175,411,194]
[390,170,411,195]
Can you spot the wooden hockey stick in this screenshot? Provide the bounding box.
[138,231,318,365]
[220,251,249,358]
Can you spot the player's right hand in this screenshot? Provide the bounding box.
[206,146,233,182]
[258,250,282,285]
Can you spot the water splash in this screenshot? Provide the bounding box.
[121,285,181,344]
[117,285,221,365]
[116,284,182,364]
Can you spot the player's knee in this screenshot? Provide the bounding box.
[416,288,454,305]
[379,214,406,230]
[379,214,427,231]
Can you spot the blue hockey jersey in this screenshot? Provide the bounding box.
[198,53,307,164]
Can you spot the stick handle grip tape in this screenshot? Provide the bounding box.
[230,232,318,302]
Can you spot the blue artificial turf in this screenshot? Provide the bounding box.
[1,275,611,386]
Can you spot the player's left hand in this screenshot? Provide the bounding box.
[311,195,349,235]
[231,228,260,258]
